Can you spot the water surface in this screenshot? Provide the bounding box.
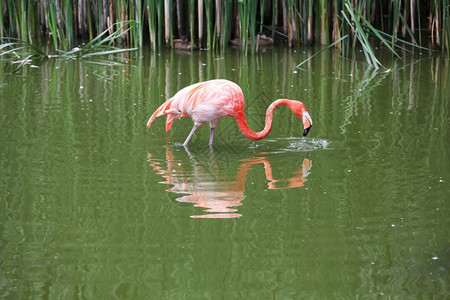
[0,47,448,298]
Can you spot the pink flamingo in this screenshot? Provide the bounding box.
[147,79,312,146]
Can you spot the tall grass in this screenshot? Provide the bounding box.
[0,0,448,57]
[1,21,138,72]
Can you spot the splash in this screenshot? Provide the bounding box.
[252,137,331,153]
[285,138,331,152]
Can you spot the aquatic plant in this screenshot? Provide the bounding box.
[0,1,448,58]
[0,21,137,72]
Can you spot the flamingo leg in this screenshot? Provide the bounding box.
[183,125,199,146]
[208,119,218,146]
[209,128,215,146]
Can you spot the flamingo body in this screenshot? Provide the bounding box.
[147,79,312,146]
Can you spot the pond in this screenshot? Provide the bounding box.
[0,46,448,298]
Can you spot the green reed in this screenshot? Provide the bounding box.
[318,0,328,45]
[146,0,157,49]
[43,0,61,49]
[0,0,447,58]
[221,0,233,52]
[1,21,137,73]
[446,0,450,54]
[63,0,74,47]
[204,0,214,49]
[0,1,3,38]
[237,0,248,53]
[188,0,195,46]
[440,0,450,53]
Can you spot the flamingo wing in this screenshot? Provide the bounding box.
[170,80,243,124]
[147,79,244,140]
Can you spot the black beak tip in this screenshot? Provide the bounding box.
[303,125,311,137]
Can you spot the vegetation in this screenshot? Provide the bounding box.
[0,1,449,63]
[0,21,137,72]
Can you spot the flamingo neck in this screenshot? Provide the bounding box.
[235,99,292,141]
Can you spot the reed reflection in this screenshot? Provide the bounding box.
[148,147,311,219]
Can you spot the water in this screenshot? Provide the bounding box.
[0,46,448,298]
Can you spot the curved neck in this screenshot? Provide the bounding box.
[235,99,293,141]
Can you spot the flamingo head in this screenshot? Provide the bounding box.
[302,110,312,136]
[289,101,312,137]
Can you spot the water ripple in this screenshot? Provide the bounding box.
[249,137,332,153]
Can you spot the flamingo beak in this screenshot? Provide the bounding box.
[302,110,312,137]
[303,126,311,137]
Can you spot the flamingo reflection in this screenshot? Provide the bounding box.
[147,147,311,219]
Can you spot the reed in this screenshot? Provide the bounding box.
[164,0,171,46]
[146,0,156,49]
[198,0,204,47]
[1,21,138,72]
[306,0,314,45]
[43,0,61,49]
[134,0,144,47]
[0,1,3,38]
[0,0,447,57]
[343,2,381,68]
[446,0,450,53]
[204,0,214,49]
[221,0,233,52]
[237,0,249,53]
[318,0,328,45]
[63,0,74,47]
[188,0,195,45]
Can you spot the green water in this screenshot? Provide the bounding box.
[0,47,448,298]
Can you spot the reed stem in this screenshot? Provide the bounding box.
[0,0,447,56]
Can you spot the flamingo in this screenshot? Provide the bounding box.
[147,79,312,146]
